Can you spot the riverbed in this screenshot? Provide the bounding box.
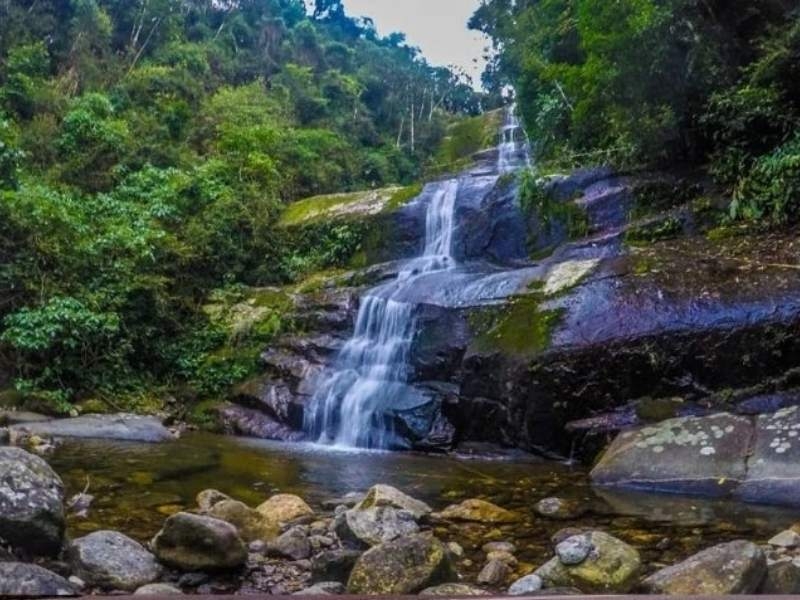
[49,433,800,579]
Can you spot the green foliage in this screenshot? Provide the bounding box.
[519,169,589,240]
[731,136,800,223]
[624,217,684,246]
[0,116,23,189]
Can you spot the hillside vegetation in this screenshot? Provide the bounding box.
[0,0,493,413]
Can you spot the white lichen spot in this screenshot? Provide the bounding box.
[652,445,665,454]
[543,259,601,296]
[700,446,716,456]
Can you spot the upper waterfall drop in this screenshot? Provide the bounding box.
[303,106,529,450]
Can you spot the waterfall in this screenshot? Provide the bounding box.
[498,103,530,173]
[303,180,460,449]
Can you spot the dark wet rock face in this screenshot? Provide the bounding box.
[217,403,305,442]
[0,447,65,556]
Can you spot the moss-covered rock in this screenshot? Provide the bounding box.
[347,534,454,594]
[208,499,280,542]
[256,493,314,524]
[433,499,520,524]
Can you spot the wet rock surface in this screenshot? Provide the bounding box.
[11,413,175,442]
[67,530,162,591]
[0,446,65,556]
[151,512,248,571]
[0,562,76,596]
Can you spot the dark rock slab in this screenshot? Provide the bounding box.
[216,403,305,442]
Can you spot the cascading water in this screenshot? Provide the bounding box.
[304,105,529,450]
[303,180,460,449]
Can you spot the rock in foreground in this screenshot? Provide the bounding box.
[347,534,453,594]
[535,531,641,593]
[433,499,519,523]
[256,493,313,524]
[151,512,247,571]
[641,540,766,595]
[0,446,65,556]
[0,563,76,596]
[67,530,162,591]
[355,484,432,520]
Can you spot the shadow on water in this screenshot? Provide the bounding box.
[50,432,800,577]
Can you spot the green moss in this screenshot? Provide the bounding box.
[629,180,702,221]
[280,191,367,226]
[470,294,564,357]
[386,183,423,211]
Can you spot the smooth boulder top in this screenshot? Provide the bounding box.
[67,530,162,591]
[11,413,175,442]
[0,446,65,556]
[592,408,800,507]
[151,512,247,571]
[433,498,520,524]
[355,484,432,520]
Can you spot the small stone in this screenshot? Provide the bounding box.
[487,550,518,566]
[447,541,465,558]
[482,541,516,554]
[134,583,184,595]
[257,494,313,524]
[249,540,267,554]
[293,582,345,595]
[420,583,488,596]
[536,497,587,520]
[433,499,519,524]
[769,529,800,549]
[508,573,543,595]
[477,559,511,586]
[266,526,312,561]
[355,484,432,520]
[556,535,593,565]
[196,489,231,512]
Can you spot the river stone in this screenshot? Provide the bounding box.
[769,529,800,548]
[556,535,593,565]
[208,499,279,542]
[420,583,488,596]
[535,532,641,593]
[196,489,231,512]
[293,582,345,595]
[151,512,247,571]
[591,413,751,496]
[134,583,184,595]
[641,540,766,595]
[11,413,174,442]
[312,549,363,583]
[761,560,800,594]
[335,505,419,548]
[487,550,517,566]
[482,541,516,554]
[267,526,312,560]
[256,493,313,523]
[477,559,512,586]
[0,562,76,596]
[355,484,432,520]
[67,530,162,591]
[536,497,587,520]
[738,407,800,505]
[0,446,65,555]
[433,499,520,523]
[347,534,453,594]
[508,574,544,595]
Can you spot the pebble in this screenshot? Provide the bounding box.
[477,559,511,586]
[769,530,800,549]
[556,535,593,566]
[482,541,516,554]
[508,574,543,595]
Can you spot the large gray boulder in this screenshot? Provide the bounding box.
[535,531,641,593]
[151,512,247,571]
[591,413,751,496]
[354,484,432,520]
[738,407,800,505]
[347,534,453,595]
[67,530,162,591]
[335,505,419,548]
[0,447,65,555]
[11,413,174,442]
[0,563,76,596]
[641,540,766,595]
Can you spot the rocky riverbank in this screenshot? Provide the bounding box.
[3,440,800,597]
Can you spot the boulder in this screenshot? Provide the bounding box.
[769,529,800,548]
[11,413,174,442]
[0,563,76,596]
[535,531,641,593]
[420,583,488,596]
[217,404,305,442]
[641,540,766,595]
[508,574,544,595]
[151,512,247,571]
[347,534,453,594]
[257,494,313,524]
[591,413,751,496]
[134,583,184,595]
[738,407,800,505]
[0,446,65,555]
[311,549,362,583]
[335,506,419,548]
[208,499,279,542]
[433,498,520,523]
[355,484,432,520]
[761,560,800,594]
[266,526,312,561]
[67,530,162,591]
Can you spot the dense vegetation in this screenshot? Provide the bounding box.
[0,0,488,412]
[470,0,800,223]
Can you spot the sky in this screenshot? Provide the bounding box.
[340,0,489,86]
